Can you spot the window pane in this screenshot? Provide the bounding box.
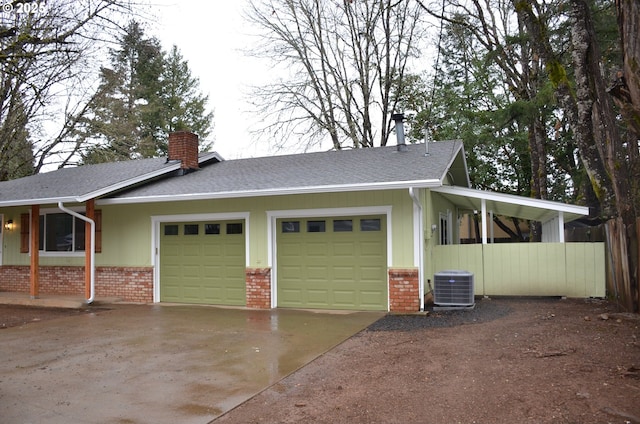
[333,219,353,232]
[39,216,44,251]
[184,224,199,235]
[164,225,179,236]
[46,213,73,251]
[226,223,243,234]
[205,223,220,235]
[75,218,86,251]
[307,220,326,233]
[282,221,300,233]
[360,219,381,231]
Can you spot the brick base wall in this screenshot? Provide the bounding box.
[388,268,420,312]
[0,266,153,303]
[245,268,271,309]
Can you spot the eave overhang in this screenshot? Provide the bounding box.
[97,179,443,205]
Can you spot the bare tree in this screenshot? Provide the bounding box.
[0,0,135,178]
[244,0,426,150]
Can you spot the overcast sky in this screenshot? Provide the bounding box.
[149,0,275,159]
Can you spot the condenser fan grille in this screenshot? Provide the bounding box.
[433,270,474,306]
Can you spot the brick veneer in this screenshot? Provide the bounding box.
[388,268,420,312]
[0,266,153,303]
[245,268,271,309]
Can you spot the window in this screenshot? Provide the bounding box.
[307,220,326,233]
[439,211,453,245]
[204,223,220,235]
[226,223,243,234]
[39,213,85,252]
[164,225,179,236]
[282,221,300,233]
[333,219,353,232]
[184,224,199,235]
[360,218,381,231]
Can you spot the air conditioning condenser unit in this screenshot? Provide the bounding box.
[433,270,475,308]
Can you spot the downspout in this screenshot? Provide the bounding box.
[58,202,95,304]
[409,187,425,311]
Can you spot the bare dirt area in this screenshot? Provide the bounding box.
[216,298,640,424]
[0,304,93,329]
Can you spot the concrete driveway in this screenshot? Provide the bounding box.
[0,304,382,424]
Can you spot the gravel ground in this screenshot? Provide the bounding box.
[369,298,514,331]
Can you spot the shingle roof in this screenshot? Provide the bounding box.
[0,142,465,206]
[108,141,466,202]
[0,153,221,207]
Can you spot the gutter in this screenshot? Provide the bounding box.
[408,187,425,311]
[58,202,95,304]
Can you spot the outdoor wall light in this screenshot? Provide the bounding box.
[431,224,438,233]
[4,219,14,231]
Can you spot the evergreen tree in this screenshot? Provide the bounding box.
[158,45,213,153]
[80,21,212,164]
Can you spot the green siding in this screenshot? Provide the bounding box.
[99,190,414,268]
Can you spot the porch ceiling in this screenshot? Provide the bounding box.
[431,186,589,223]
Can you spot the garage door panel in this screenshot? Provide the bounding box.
[280,288,303,305]
[307,266,329,279]
[360,265,385,280]
[202,245,223,257]
[225,287,245,302]
[360,291,386,307]
[360,243,385,258]
[333,266,355,279]
[182,244,201,256]
[307,289,329,305]
[307,242,328,256]
[333,242,355,256]
[333,290,356,305]
[277,216,387,310]
[202,287,222,301]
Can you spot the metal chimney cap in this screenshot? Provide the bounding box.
[391,113,404,122]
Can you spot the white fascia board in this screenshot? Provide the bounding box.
[0,196,79,208]
[439,142,471,188]
[96,179,442,206]
[77,162,183,203]
[432,185,589,215]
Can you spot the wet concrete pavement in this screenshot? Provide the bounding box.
[0,304,383,424]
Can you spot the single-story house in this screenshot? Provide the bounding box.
[0,131,605,312]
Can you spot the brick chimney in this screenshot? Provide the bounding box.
[168,131,199,170]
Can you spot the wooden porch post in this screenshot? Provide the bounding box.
[85,199,95,300]
[30,204,39,298]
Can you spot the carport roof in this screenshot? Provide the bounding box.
[100,141,468,204]
[431,186,590,223]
